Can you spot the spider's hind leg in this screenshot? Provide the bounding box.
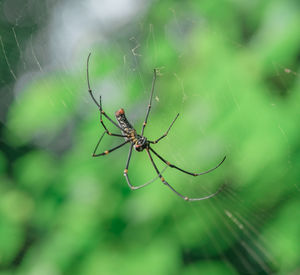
[97,97,128,137]
[123,144,157,190]
[92,131,129,157]
[141,69,157,137]
[87,53,127,133]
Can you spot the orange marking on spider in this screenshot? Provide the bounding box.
[104,150,109,155]
[115,108,125,116]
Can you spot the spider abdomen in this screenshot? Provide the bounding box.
[115,109,148,151]
[115,108,136,140]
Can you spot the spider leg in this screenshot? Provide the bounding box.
[98,96,127,132]
[146,148,222,201]
[87,53,127,133]
[97,96,128,137]
[92,132,129,157]
[149,147,226,176]
[123,144,160,190]
[141,69,157,136]
[149,113,179,144]
[87,53,101,108]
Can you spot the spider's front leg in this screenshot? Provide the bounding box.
[146,148,223,201]
[149,147,226,176]
[145,148,188,200]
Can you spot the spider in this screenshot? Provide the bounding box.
[87,53,226,201]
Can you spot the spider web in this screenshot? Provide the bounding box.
[1,0,300,274]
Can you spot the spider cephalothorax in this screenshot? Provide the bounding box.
[87,53,226,201]
[133,135,148,152]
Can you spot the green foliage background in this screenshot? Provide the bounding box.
[1,0,300,274]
